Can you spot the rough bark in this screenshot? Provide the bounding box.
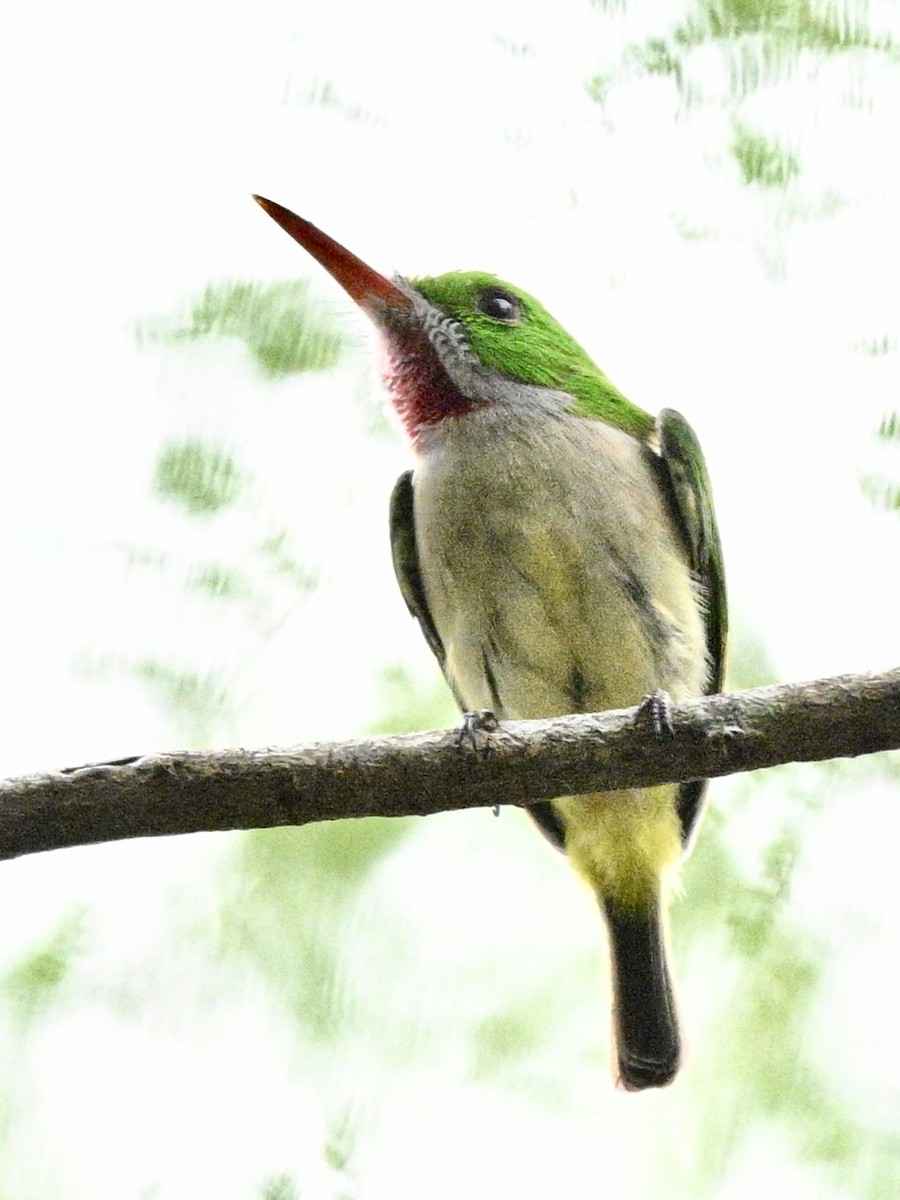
[0,668,897,861]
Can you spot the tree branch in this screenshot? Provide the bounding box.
[1,667,898,862]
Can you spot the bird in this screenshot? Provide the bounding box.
[253,195,727,1090]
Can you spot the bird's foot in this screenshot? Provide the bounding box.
[457,709,499,749]
[638,689,675,737]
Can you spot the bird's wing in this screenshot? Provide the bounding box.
[389,470,447,671]
[656,408,728,846]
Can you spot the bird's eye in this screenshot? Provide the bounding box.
[476,286,521,323]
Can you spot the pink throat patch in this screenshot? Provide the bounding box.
[379,329,481,444]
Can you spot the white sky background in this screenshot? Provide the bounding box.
[0,0,899,1196]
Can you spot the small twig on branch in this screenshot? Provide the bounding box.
[1,668,898,862]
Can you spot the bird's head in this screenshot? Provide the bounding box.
[254,197,653,448]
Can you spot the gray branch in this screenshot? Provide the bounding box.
[1,667,898,861]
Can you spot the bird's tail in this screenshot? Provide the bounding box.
[601,894,680,1090]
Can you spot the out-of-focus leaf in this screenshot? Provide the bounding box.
[190,564,253,601]
[732,124,800,188]
[2,912,83,1023]
[860,476,900,511]
[675,0,891,51]
[138,281,345,377]
[859,412,900,510]
[617,0,893,106]
[153,439,244,516]
[259,1175,300,1200]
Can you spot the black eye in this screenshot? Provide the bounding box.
[476,286,521,323]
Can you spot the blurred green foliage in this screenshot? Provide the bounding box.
[630,37,682,79]
[219,819,411,1042]
[261,531,320,592]
[861,411,900,511]
[861,479,900,511]
[642,608,900,1199]
[675,0,889,49]
[218,668,453,1042]
[132,659,232,743]
[2,912,83,1025]
[611,0,894,105]
[667,769,875,1196]
[731,124,800,188]
[138,281,345,377]
[190,564,254,601]
[723,622,779,692]
[154,439,244,516]
[367,665,458,737]
[259,1174,300,1200]
[323,1105,357,1183]
[852,337,899,358]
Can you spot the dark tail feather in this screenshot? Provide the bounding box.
[602,896,680,1091]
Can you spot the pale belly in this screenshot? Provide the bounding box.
[411,406,708,904]
[413,409,707,719]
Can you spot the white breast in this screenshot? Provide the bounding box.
[411,402,707,720]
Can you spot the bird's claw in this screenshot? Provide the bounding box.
[639,689,675,737]
[457,709,499,749]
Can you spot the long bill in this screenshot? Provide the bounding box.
[252,195,412,316]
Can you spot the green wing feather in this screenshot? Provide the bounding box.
[389,471,448,672]
[656,408,728,844]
